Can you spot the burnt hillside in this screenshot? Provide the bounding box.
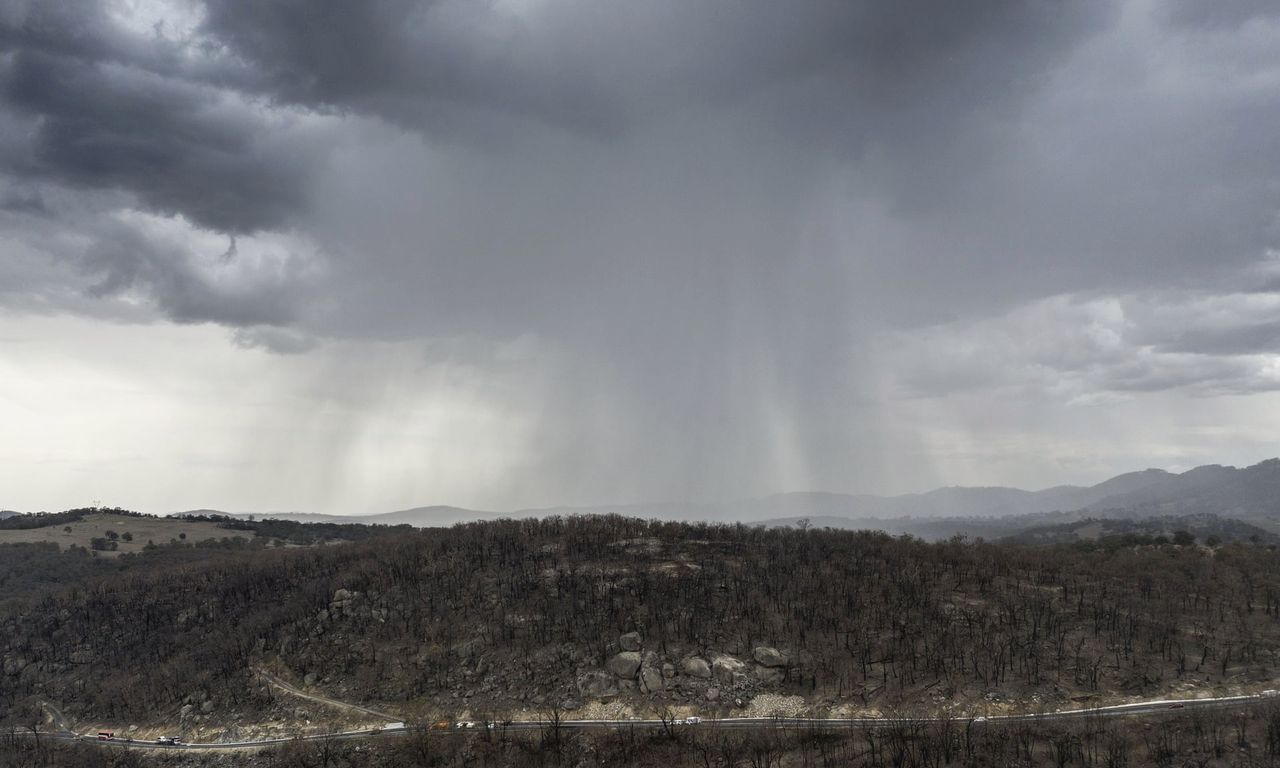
[4,516,1280,727]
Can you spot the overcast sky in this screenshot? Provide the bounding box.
[2,0,1280,515]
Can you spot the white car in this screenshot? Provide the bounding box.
[684,717,701,725]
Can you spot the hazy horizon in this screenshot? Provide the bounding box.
[4,1,1280,516]
[8,454,1274,520]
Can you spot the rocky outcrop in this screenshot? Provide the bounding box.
[619,632,642,651]
[682,656,711,679]
[639,665,663,693]
[753,646,789,668]
[712,655,747,685]
[755,666,785,684]
[606,651,642,679]
[577,670,619,698]
[639,655,664,693]
[3,656,28,676]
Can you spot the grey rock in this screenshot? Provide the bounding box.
[200,700,215,714]
[180,704,194,719]
[755,666,785,685]
[705,687,720,701]
[639,663,664,693]
[662,662,677,679]
[682,657,712,679]
[3,657,27,676]
[304,672,318,686]
[752,646,789,668]
[619,632,642,651]
[606,651,642,679]
[581,670,619,701]
[712,655,746,685]
[332,588,353,602]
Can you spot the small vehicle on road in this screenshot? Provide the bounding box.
[156,736,177,745]
[684,717,701,725]
[1166,703,1185,709]
[97,732,114,741]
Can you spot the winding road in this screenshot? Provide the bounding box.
[22,689,1280,752]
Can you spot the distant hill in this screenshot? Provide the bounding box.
[1083,459,1280,523]
[732,469,1182,522]
[174,458,1280,537]
[1003,513,1279,547]
[198,505,497,528]
[755,460,1280,538]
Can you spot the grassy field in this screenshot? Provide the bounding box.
[0,513,248,556]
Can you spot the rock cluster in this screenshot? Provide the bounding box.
[577,633,792,705]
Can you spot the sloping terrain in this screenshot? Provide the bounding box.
[1002,513,1279,547]
[5,515,1280,746]
[0,513,244,556]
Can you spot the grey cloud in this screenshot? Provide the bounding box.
[2,0,1280,503]
[1164,0,1280,28]
[230,325,316,355]
[197,0,1109,146]
[1153,322,1280,356]
[78,222,301,327]
[0,190,45,214]
[0,50,312,233]
[887,287,1280,401]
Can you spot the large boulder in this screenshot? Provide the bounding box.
[606,651,642,679]
[2,657,28,676]
[682,657,712,679]
[619,632,643,651]
[712,655,746,686]
[639,660,664,693]
[753,646,789,668]
[577,670,620,698]
[755,666,785,685]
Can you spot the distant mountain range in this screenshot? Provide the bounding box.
[175,459,1280,541]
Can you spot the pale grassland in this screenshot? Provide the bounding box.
[0,513,249,556]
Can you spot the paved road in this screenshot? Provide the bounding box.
[24,690,1280,752]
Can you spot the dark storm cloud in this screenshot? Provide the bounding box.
[2,0,1280,502]
[78,220,301,327]
[0,50,309,233]
[0,190,45,215]
[1165,0,1280,28]
[197,0,1108,145]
